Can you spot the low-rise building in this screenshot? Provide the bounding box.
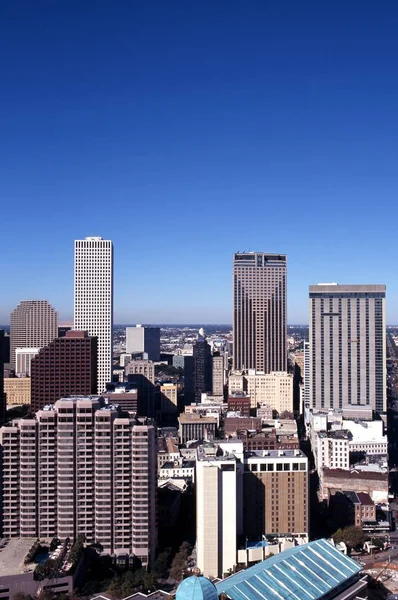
[224,415,261,436]
[178,413,217,443]
[159,459,196,482]
[329,491,376,529]
[321,467,389,503]
[227,393,250,417]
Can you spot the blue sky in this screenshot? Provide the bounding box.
[1,1,398,324]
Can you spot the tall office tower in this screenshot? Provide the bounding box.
[196,452,242,578]
[0,330,5,425]
[212,354,224,397]
[126,325,160,361]
[0,397,157,565]
[30,331,98,412]
[74,237,113,394]
[233,253,287,373]
[10,300,58,369]
[193,330,212,403]
[303,341,310,408]
[309,284,387,414]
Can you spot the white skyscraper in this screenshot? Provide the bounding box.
[74,237,113,394]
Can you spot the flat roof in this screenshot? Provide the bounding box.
[0,538,37,576]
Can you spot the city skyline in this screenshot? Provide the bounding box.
[1,2,398,324]
[0,240,392,326]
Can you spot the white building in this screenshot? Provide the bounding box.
[333,419,388,455]
[126,325,160,361]
[74,237,113,394]
[196,451,242,578]
[119,353,132,368]
[15,347,40,376]
[312,431,350,472]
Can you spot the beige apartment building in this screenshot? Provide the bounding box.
[0,396,157,565]
[212,355,224,396]
[4,377,31,406]
[10,300,58,370]
[160,383,178,413]
[228,370,293,411]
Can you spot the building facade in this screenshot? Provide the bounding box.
[160,383,178,414]
[0,330,5,425]
[10,300,58,370]
[4,377,31,406]
[228,371,293,412]
[212,354,224,397]
[126,326,160,361]
[178,414,217,443]
[74,237,113,394]
[30,331,98,412]
[193,333,212,403]
[196,453,240,578]
[233,253,287,373]
[0,397,157,565]
[309,284,386,414]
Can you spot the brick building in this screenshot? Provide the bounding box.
[30,331,97,412]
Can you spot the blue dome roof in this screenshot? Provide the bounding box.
[176,575,219,600]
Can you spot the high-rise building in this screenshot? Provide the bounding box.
[126,325,160,361]
[196,451,241,578]
[309,284,386,414]
[196,443,309,578]
[74,237,113,394]
[15,347,40,376]
[10,300,58,369]
[303,341,310,409]
[193,330,212,403]
[243,449,309,539]
[233,253,287,373]
[0,396,157,565]
[0,330,5,425]
[30,331,98,412]
[212,354,224,397]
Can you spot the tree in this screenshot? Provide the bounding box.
[170,542,192,581]
[13,593,34,600]
[153,547,172,579]
[333,526,366,549]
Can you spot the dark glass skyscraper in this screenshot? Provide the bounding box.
[233,253,287,373]
[193,330,212,403]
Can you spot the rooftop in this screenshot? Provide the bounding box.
[215,539,361,600]
[179,414,218,424]
[0,538,37,576]
[323,467,388,481]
